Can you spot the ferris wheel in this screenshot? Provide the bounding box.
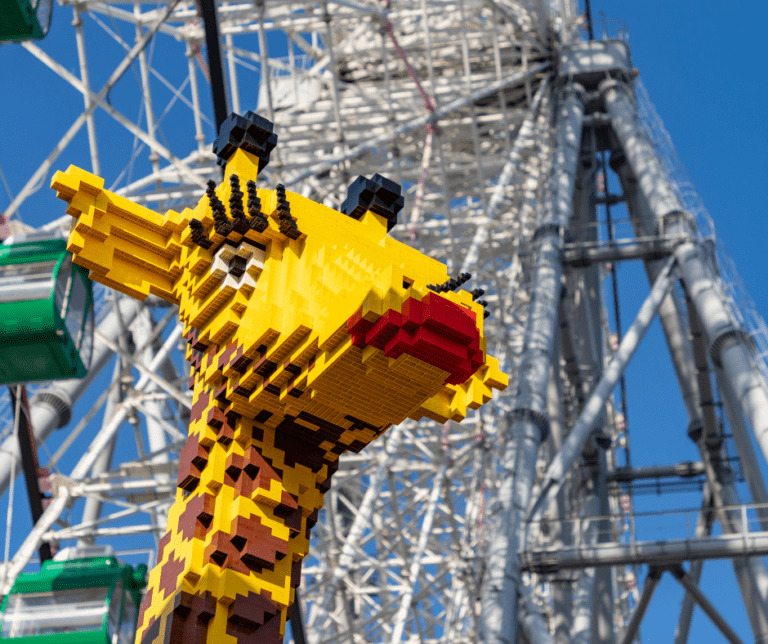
[3,1,768,643]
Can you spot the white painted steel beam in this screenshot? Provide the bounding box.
[618,568,661,644]
[527,256,676,523]
[602,78,768,482]
[460,78,550,274]
[671,566,745,644]
[480,83,585,644]
[0,298,142,496]
[1,323,185,594]
[5,0,185,218]
[521,528,768,571]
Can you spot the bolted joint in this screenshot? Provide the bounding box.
[598,77,631,104]
[657,209,696,238]
[32,387,73,430]
[709,328,752,369]
[559,82,586,106]
[531,223,562,244]
[687,419,703,444]
[511,407,550,442]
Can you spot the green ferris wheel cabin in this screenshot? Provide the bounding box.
[0,551,147,643]
[0,0,52,41]
[0,238,93,385]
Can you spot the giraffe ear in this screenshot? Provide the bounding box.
[340,174,404,233]
[52,165,181,304]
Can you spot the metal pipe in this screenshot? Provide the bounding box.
[321,3,345,144]
[7,0,183,218]
[480,84,585,644]
[185,38,206,153]
[571,495,599,644]
[547,348,572,644]
[602,78,768,478]
[527,256,676,523]
[618,567,662,644]
[612,152,702,424]
[134,2,162,191]
[521,527,768,571]
[561,240,674,266]
[607,462,705,482]
[519,590,553,644]
[255,0,276,126]
[2,324,182,593]
[594,448,617,644]
[73,4,100,176]
[671,566,745,644]
[717,369,768,529]
[309,424,404,628]
[390,462,448,643]
[674,486,715,644]
[460,78,550,274]
[78,359,123,542]
[0,298,143,497]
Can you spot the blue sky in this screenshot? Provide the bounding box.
[591,2,768,642]
[1,1,768,642]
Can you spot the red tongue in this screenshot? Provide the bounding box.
[347,293,483,385]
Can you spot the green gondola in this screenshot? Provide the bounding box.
[0,552,147,643]
[0,238,93,385]
[0,0,52,41]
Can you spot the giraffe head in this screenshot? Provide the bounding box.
[51,112,507,463]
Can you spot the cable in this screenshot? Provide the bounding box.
[1,386,20,594]
[583,0,594,40]
[601,152,631,470]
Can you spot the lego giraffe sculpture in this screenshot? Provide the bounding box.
[51,112,507,644]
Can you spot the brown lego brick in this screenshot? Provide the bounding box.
[158,553,186,600]
[284,508,302,536]
[290,558,303,588]
[226,609,281,643]
[177,433,209,492]
[273,490,299,518]
[204,530,250,576]
[167,591,217,644]
[189,389,210,423]
[217,340,239,371]
[242,445,281,487]
[234,513,289,574]
[139,612,160,644]
[178,492,215,541]
[227,592,278,642]
[225,453,246,486]
[137,587,154,639]
[157,532,172,564]
[206,406,226,430]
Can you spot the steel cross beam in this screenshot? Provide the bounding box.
[521,526,768,571]
[527,255,677,523]
[5,0,186,218]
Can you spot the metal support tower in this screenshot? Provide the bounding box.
[3,2,768,643]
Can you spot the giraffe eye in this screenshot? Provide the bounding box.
[212,240,266,285]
